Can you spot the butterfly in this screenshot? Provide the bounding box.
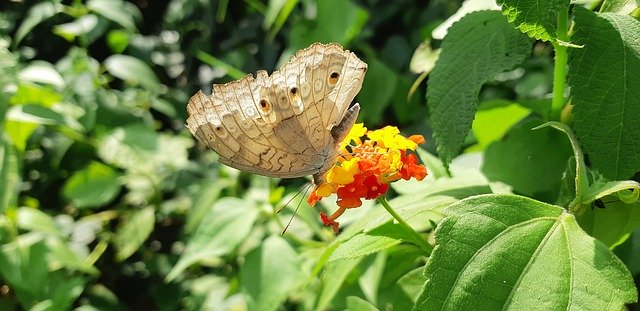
[186,43,367,185]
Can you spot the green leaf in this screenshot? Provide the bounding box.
[413,194,637,310]
[13,2,62,46]
[483,119,572,202]
[568,7,640,180]
[498,0,570,41]
[289,0,369,49]
[329,234,401,261]
[53,15,99,42]
[113,207,155,261]
[263,0,299,41]
[239,235,302,311]
[0,138,19,213]
[87,0,138,31]
[6,104,66,126]
[427,10,532,167]
[357,59,397,125]
[18,61,65,88]
[62,161,121,209]
[397,267,427,304]
[579,200,640,248]
[317,258,363,311]
[106,30,131,53]
[600,0,639,15]
[166,198,259,281]
[466,101,530,152]
[104,55,161,92]
[345,296,380,311]
[0,234,49,306]
[10,83,62,107]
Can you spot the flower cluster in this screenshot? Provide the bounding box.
[308,124,427,233]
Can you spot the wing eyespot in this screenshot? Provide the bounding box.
[259,99,272,113]
[328,71,340,86]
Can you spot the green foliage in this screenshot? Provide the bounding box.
[427,10,532,166]
[568,7,640,180]
[1,0,640,310]
[414,194,636,310]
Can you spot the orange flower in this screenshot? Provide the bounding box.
[308,124,428,233]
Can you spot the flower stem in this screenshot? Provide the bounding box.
[378,197,432,255]
[551,7,570,121]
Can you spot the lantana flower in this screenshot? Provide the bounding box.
[308,124,427,233]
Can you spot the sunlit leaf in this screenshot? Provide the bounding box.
[414,194,637,310]
[62,161,121,209]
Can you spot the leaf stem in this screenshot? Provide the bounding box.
[551,7,570,121]
[378,197,432,255]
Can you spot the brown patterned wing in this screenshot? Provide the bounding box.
[186,43,367,180]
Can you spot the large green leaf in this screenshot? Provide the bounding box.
[568,7,640,180]
[413,194,637,310]
[427,10,532,167]
[483,118,573,202]
[166,198,259,281]
[498,0,570,41]
[113,207,155,261]
[62,161,121,209]
[239,235,303,311]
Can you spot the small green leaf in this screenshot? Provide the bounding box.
[166,198,259,281]
[113,207,155,261]
[568,7,640,180]
[428,10,532,167]
[53,15,99,42]
[87,0,138,31]
[239,235,302,311]
[18,61,65,88]
[106,30,131,53]
[104,55,161,92]
[62,161,121,209]
[498,0,570,41]
[483,119,572,202]
[413,194,637,310]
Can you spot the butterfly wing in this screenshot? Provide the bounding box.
[186,43,367,179]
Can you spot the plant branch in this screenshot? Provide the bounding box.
[551,7,570,121]
[379,197,432,255]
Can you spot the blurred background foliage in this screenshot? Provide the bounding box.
[0,0,566,310]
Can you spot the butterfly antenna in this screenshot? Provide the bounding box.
[281,183,313,235]
[276,182,311,213]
